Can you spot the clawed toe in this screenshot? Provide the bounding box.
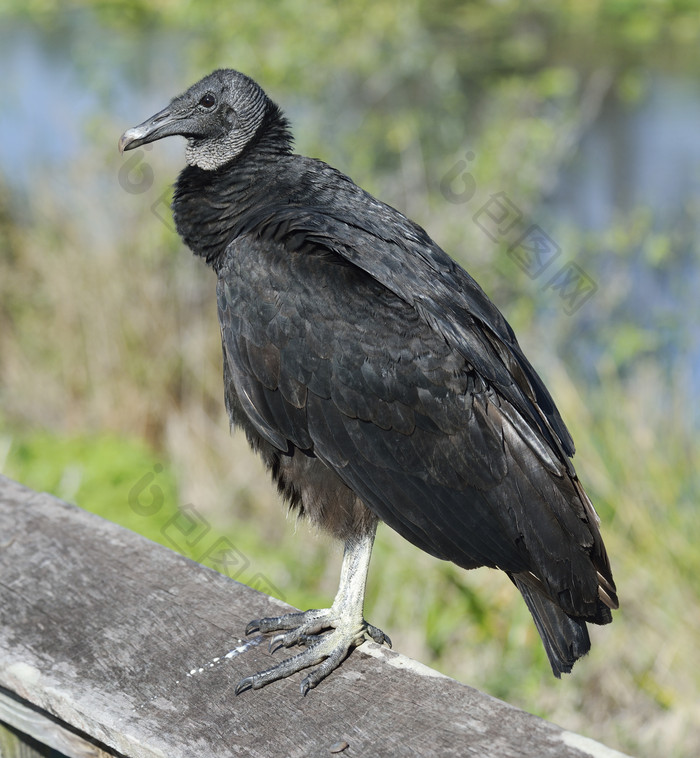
[235,636,334,695]
[268,633,287,655]
[235,608,390,694]
[366,623,391,647]
[245,620,261,635]
[235,532,389,694]
[247,610,323,636]
[268,630,323,654]
[234,675,255,696]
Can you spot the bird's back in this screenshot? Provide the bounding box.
[198,152,617,624]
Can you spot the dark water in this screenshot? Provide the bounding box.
[548,75,700,412]
[553,76,700,230]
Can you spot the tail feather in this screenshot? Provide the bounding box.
[512,576,591,677]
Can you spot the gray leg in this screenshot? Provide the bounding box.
[236,524,390,695]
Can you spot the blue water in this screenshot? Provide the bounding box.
[0,17,189,190]
[552,77,700,230]
[546,75,700,413]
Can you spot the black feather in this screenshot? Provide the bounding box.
[125,69,617,678]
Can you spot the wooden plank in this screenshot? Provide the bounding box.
[0,722,48,758]
[0,719,61,758]
[0,475,628,757]
[0,686,119,757]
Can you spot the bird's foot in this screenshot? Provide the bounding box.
[235,608,391,695]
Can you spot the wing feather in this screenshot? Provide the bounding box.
[216,233,617,618]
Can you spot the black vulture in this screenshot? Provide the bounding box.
[119,69,617,695]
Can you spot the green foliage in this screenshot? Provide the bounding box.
[1,428,181,550]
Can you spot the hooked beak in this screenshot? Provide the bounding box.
[119,105,185,154]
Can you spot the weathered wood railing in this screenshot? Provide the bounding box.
[0,475,626,757]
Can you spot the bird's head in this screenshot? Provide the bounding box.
[119,69,287,170]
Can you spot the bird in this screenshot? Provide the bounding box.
[119,69,618,695]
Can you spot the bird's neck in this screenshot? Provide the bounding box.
[172,107,293,271]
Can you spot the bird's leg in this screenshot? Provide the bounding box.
[236,524,390,695]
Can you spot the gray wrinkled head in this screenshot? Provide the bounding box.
[119,69,270,170]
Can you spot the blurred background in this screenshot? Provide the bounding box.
[1,1,699,755]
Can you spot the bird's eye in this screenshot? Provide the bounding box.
[198,93,216,109]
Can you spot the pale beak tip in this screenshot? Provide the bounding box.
[118,130,133,155]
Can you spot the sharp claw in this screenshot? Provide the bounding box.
[365,624,391,647]
[269,633,286,654]
[235,676,253,695]
[237,608,390,693]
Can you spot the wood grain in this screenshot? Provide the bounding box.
[0,475,625,758]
